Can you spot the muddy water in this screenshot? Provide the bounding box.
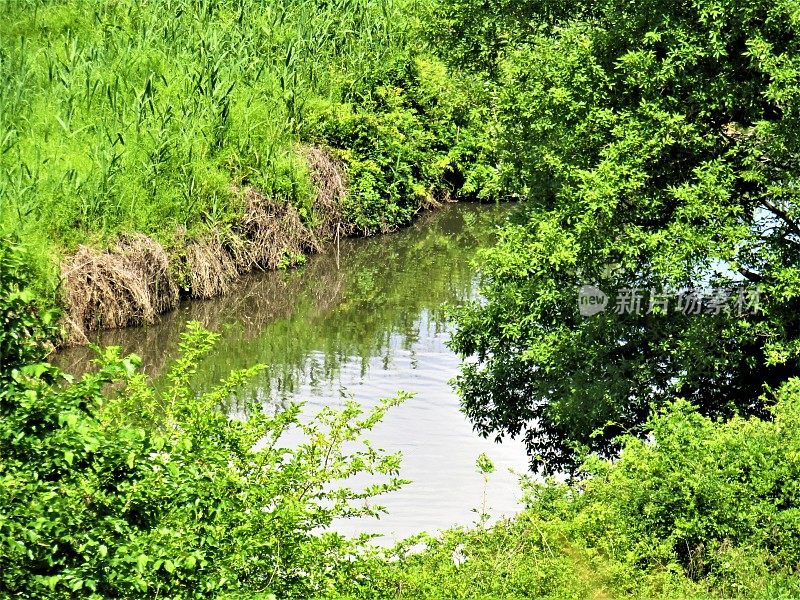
[57,202,530,542]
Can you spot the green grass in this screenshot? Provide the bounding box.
[0,0,492,297]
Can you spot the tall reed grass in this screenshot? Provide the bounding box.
[0,0,423,270]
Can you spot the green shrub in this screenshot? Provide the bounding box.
[334,382,800,599]
[0,236,58,386]
[304,54,502,234]
[574,388,800,591]
[0,257,409,598]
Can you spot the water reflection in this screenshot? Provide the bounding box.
[57,202,530,541]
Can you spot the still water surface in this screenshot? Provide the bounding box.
[57,203,530,542]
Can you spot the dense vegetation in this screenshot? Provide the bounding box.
[0,0,490,246]
[4,0,800,597]
[445,0,800,472]
[5,241,800,597]
[342,389,800,598]
[0,0,497,338]
[1,240,408,597]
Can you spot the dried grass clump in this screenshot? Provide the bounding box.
[238,186,318,271]
[302,145,352,239]
[59,147,352,344]
[114,233,178,313]
[185,231,239,299]
[61,234,178,344]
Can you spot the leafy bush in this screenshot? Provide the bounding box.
[0,259,408,598]
[569,389,800,593]
[305,54,501,234]
[0,236,58,386]
[334,382,800,599]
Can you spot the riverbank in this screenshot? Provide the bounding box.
[55,203,530,543]
[6,250,800,597]
[0,0,501,345]
[332,383,800,598]
[58,145,351,344]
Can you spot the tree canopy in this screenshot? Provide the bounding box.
[443,0,800,472]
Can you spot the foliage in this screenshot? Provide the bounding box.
[572,384,800,590]
[0,304,408,597]
[446,0,800,472]
[0,0,498,291]
[305,55,502,233]
[7,2,800,598]
[0,236,58,387]
[7,276,800,599]
[334,380,800,599]
[426,0,580,77]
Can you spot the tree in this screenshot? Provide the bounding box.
[443,0,800,472]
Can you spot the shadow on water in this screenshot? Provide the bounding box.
[56,202,531,541]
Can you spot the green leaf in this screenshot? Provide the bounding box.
[136,554,149,572]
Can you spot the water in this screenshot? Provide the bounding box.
[56,202,531,542]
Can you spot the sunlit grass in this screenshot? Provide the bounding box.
[0,0,415,272]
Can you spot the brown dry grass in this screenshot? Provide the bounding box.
[302,145,352,239]
[61,234,178,344]
[59,145,352,344]
[184,231,239,299]
[236,185,318,271]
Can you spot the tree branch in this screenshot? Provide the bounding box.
[758,197,800,239]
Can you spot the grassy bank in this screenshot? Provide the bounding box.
[0,0,499,342]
